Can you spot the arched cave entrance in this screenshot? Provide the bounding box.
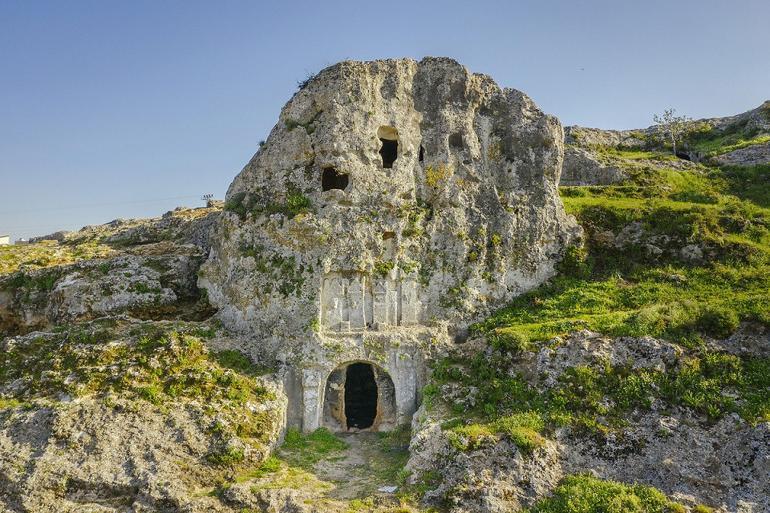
[345,363,377,428]
[377,126,399,169]
[322,361,397,431]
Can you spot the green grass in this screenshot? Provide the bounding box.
[592,146,678,162]
[436,312,770,434]
[0,319,277,443]
[371,426,412,483]
[279,428,348,469]
[687,116,770,157]
[525,474,683,513]
[0,240,115,276]
[718,164,770,208]
[446,411,546,454]
[694,132,770,157]
[215,349,268,376]
[0,319,281,472]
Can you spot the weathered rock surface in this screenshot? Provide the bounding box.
[702,101,770,133]
[560,145,627,185]
[0,319,287,513]
[201,57,579,343]
[407,408,562,513]
[408,331,770,513]
[716,142,770,166]
[564,125,648,149]
[0,206,220,336]
[0,253,208,335]
[198,58,580,433]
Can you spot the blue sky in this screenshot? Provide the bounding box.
[1,0,769,240]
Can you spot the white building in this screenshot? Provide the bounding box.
[0,235,9,246]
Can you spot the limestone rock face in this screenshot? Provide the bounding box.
[560,146,627,186]
[0,206,220,336]
[200,58,580,353]
[716,142,770,166]
[408,331,770,513]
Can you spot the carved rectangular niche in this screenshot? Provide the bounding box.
[319,272,421,332]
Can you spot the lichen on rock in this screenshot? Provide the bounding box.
[203,58,579,336]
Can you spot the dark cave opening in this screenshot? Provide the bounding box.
[345,362,378,429]
[379,138,398,168]
[322,167,349,191]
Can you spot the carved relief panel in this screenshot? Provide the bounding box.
[319,272,421,332]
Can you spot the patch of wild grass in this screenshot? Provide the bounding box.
[525,474,687,513]
[278,428,348,469]
[0,240,115,276]
[0,320,273,410]
[477,161,769,348]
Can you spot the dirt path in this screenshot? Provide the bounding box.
[315,432,402,499]
[274,428,410,501]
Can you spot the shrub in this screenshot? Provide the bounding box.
[425,164,450,188]
[224,191,249,217]
[492,412,546,453]
[696,305,740,339]
[206,446,245,466]
[527,474,680,513]
[488,329,531,352]
[253,455,281,477]
[447,423,495,451]
[374,260,395,277]
[557,244,591,278]
[216,350,260,376]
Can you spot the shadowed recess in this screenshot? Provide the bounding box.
[344,362,378,429]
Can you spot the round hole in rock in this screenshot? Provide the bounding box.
[675,151,691,161]
[322,167,349,191]
[377,126,399,169]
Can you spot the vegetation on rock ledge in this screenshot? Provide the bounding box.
[474,163,769,347]
[525,474,689,513]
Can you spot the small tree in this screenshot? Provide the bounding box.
[653,108,699,155]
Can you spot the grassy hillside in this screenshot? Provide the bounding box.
[473,162,770,348]
[422,148,770,509]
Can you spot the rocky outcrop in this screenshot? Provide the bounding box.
[199,57,580,433]
[0,253,209,335]
[408,331,770,513]
[0,206,221,336]
[716,142,770,166]
[564,125,648,149]
[201,58,579,342]
[560,146,627,186]
[702,101,770,133]
[0,319,287,513]
[407,410,562,512]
